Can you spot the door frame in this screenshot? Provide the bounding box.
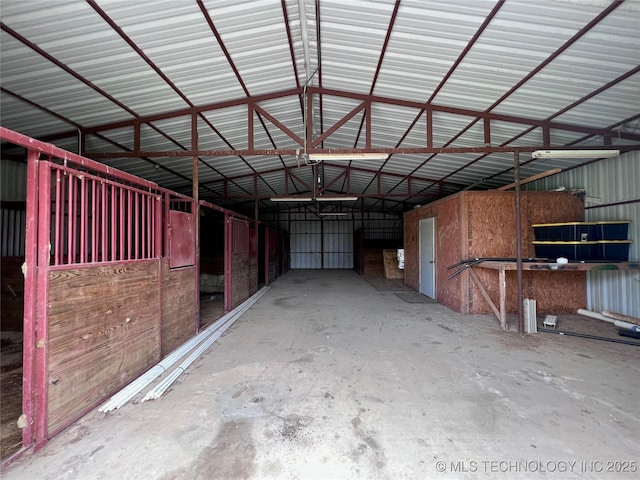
[419,217,436,299]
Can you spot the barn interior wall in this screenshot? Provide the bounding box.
[261,211,402,271]
[405,191,587,315]
[404,195,464,312]
[524,152,640,317]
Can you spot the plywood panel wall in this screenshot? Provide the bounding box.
[465,191,585,315]
[406,191,586,316]
[47,261,160,435]
[161,260,197,356]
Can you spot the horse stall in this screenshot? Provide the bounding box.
[0,128,292,463]
[1,199,26,460]
[198,205,226,328]
[0,128,199,460]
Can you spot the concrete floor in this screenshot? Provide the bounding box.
[3,269,639,479]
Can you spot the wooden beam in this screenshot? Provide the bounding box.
[497,168,561,191]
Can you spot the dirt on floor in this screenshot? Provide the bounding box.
[1,332,22,461]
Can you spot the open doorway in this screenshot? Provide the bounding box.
[198,207,226,328]
[1,165,26,461]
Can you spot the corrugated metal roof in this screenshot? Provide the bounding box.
[1,0,639,215]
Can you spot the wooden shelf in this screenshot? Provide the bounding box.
[470,261,638,330]
[477,261,639,271]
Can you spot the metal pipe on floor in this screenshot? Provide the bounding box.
[141,286,270,402]
[99,286,270,412]
[538,328,640,346]
[578,308,616,324]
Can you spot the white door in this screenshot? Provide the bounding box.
[419,217,435,299]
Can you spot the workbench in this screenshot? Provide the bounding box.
[469,261,639,330]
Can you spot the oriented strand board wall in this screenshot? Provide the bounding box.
[161,260,197,356]
[465,191,586,315]
[47,261,160,434]
[406,191,587,316]
[404,195,464,312]
[1,257,24,332]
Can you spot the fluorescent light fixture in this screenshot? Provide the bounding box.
[316,196,358,201]
[532,149,619,159]
[319,212,348,216]
[308,152,389,161]
[270,196,313,202]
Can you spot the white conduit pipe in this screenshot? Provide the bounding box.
[577,308,616,324]
[577,309,640,332]
[142,286,270,401]
[614,320,640,333]
[99,286,270,412]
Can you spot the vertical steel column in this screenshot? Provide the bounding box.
[514,151,524,334]
[22,149,40,448]
[91,180,98,263]
[80,176,87,263]
[110,184,117,261]
[68,174,76,264]
[127,189,132,260]
[134,192,140,259]
[35,160,52,448]
[224,215,232,312]
[192,113,200,331]
[54,170,62,266]
[118,184,127,260]
[101,181,107,262]
[265,227,270,286]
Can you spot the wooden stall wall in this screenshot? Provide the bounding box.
[228,217,252,309]
[405,191,586,316]
[47,261,160,435]
[404,195,464,312]
[161,259,197,356]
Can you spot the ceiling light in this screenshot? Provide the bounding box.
[270,196,313,202]
[316,196,358,201]
[308,152,389,161]
[319,212,348,216]
[531,149,620,159]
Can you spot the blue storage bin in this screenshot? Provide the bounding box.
[532,222,597,242]
[596,240,632,261]
[596,221,630,240]
[532,241,598,261]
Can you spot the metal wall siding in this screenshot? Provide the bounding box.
[1,160,28,201]
[525,151,640,317]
